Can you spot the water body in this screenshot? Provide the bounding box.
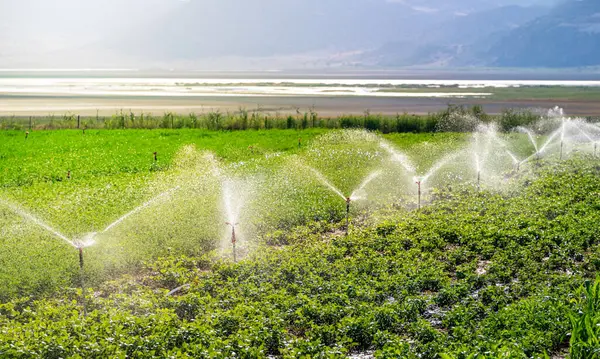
[2,71,600,116]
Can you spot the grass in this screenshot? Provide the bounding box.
[0,128,599,357]
[3,104,588,133]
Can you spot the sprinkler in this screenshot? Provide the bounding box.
[516,162,520,172]
[416,180,422,210]
[76,245,87,317]
[25,131,29,140]
[298,138,302,149]
[67,170,71,180]
[78,247,84,270]
[477,171,481,189]
[153,152,158,162]
[560,141,564,160]
[595,143,598,158]
[345,197,351,233]
[226,222,239,263]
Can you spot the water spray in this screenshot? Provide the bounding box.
[595,142,598,158]
[226,222,239,263]
[560,121,566,161]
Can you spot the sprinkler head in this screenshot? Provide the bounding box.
[25,131,29,139]
[153,152,158,161]
[67,170,71,180]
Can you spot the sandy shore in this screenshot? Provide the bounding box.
[2,95,600,117]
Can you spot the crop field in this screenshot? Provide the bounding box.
[1,118,599,358]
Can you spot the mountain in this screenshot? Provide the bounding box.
[488,0,600,67]
[368,5,549,67]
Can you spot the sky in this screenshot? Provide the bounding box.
[0,0,562,68]
[0,0,181,52]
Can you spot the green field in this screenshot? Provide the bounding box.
[0,128,599,358]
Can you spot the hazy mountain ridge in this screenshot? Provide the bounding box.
[487,0,600,67]
[368,4,550,67]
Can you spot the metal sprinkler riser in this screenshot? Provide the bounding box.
[416,181,422,210]
[345,197,351,231]
[78,247,84,270]
[226,222,238,263]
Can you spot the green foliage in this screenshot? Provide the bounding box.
[0,129,599,357]
[570,277,600,359]
[0,105,549,133]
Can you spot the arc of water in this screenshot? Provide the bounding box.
[489,135,520,165]
[572,122,595,143]
[0,199,75,248]
[350,171,382,201]
[520,128,562,164]
[380,141,416,174]
[102,186,181,233]
[516,127,540,154]
[419,149,465,185]
[537,128,563,155]
[506,150,520,165]
[306,165,346,201]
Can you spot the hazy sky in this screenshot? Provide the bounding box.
[1,0,181,51]
[0,0,562,68]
